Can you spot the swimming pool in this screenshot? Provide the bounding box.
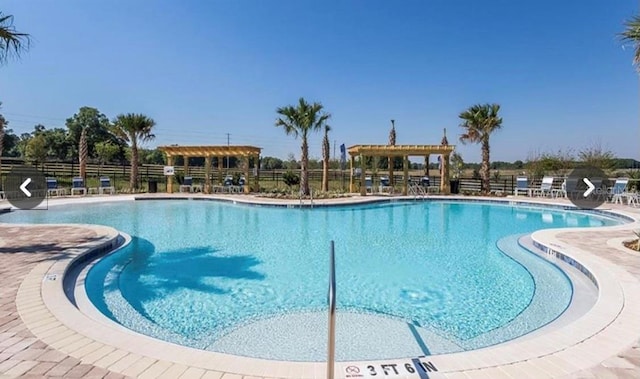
[0,199,622,361]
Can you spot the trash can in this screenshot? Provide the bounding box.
[148,180,158,193]
[450,179,460,194]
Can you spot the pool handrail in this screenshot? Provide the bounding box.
[327,240,336,379]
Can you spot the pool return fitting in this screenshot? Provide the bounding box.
[327,240,336,379]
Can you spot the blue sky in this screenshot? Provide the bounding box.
[1,0,638,163]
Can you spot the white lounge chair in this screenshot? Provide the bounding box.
[609,178,630,204]
[514,176,533,196]
[533,176,554,197]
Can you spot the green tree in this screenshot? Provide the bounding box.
[261,156,283,170]
[95,141,120,165]
[388,119,396,185]
[458,103,503,194]
[0,12,30,65]
[578,142,615,171]
[620,15,640,71]
[25,134,47,167]
[321,125,331,191]
[42,128,72,160]
[111,113,156,191]
[275,97,331,195]
[66,107,120,159]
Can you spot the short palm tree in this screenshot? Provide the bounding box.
[620,15,640,71]
[458,103,503,194]
[321,125,331,192]
[112,113,156,191]
[0,12,30,64]
[275,97,331,196]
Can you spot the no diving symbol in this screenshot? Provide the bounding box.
[345,366,360,374]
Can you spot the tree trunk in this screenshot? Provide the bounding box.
[300,135,309,196]
[388,156,394,186]
[481,137,491,194]
[131,141,139,191]
[79,127,88,180]
[322,159,329,192]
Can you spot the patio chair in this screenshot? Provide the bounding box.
[71,177,87,196]
[46,178,64,197]
[180,176,194,193]
[533,176,554,197]
[379,176,393,193]
[98,177,115,195]
[365,176,373,193]
[514,176,533,196]
[223,175,234,193]
[237,176,246,193]
[609,178,630,204]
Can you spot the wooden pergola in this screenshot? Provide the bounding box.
[347,144,456,195]
[158,145,262,193]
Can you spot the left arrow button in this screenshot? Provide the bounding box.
[20,178,32,197]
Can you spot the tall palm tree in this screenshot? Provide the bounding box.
[0,12,30,64]
[112,113,156,191]
[388,119,396,186]
[620,15,640,71]
[78,127,88,180]
[458,103,503,194]
[276,97,331,196]
[321,125,331,192]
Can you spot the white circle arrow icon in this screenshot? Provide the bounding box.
[20,178,32,197]
[583,178,595,197]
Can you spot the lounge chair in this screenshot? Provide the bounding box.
[46,178,64,197]
[364,176,373,193]
[379,176,393,193]
[533,176,554,197]
[223,175,235,193]
[98,177,115,195]
[609,178,630,204]
[514,176,533,196]
[71,177,87,196]
[238,176,246,193]
[180,176,194,193]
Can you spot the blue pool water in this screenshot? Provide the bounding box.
[0,200,621,360]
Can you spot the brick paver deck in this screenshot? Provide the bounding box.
[0,225,128,379]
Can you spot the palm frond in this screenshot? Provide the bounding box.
[0,13,31,64]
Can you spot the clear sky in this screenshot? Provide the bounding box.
[1,0,639,163]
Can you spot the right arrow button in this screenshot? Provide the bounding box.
[583,178,595,197]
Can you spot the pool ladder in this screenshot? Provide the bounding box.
[299,188,315,208]
[327,241,336,379]
[408,184,426,200]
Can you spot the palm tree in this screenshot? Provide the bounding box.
[321,125,331,192]
[388,119,396,186]
[275,97,331,196]
[620,15,640,71]
[0,12,30,64]
[78,127,88,180]
[112,113,156,191]
[458,103,503,194]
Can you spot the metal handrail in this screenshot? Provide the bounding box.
[327,241,336,379]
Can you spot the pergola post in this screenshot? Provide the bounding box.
[349,155,355,192]
[217,156,223,185]
[243,157,250,193]
[183,156,189,177]
[424,154,430,176]
[167,155,174,193]
[388,154,394,186]
[402,155,409,195]
[360,154,366,196]
[204,156,212,193]
[254,154,260,193]
[441,153,451,194]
